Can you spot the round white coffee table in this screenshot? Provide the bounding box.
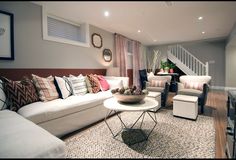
[103,97,158,145]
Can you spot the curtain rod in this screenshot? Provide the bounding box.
[114,33,141,44]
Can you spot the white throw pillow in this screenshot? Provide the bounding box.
[67,74,88,95]
[106,79,123,89]
[0,80,7,110]
[55,76,72,99]
[147,72,155,81]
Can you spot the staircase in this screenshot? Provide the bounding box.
[167,44,209,76]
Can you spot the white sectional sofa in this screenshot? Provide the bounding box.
[17,76,128,137]
[0,76,129,158]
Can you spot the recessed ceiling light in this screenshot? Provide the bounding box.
[104,11,109,17]
[153,40,157,42]
[202,31,205,34]
[198,16,203,20]
[138,30,141,33]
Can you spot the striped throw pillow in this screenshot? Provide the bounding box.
[67,74,88,96]
[32,74,59,102]
[184,82,204,91]
[150,79,166,87]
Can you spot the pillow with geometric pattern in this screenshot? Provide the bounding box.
[150,79,166,88]
[86,74,101,93]
[0,76,39,112]
[184,82,204,91]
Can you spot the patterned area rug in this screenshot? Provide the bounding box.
[64,109,215,158]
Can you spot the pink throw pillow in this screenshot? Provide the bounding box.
[97,75,110,91]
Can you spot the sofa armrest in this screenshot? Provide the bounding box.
[202,83,209,105]
[145,81,150,88]
[177,82,184,92]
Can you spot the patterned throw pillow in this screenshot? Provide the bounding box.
[0,76,39,112]
[150,79,166,87]
[86,74,101,93]
[66,74,88,96]
[184,82,204,91]
[54,76,72,99]
[32,74,59,101]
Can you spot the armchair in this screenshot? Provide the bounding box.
[145,75,172,107]
[177,75,211,114]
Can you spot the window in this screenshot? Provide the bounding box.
[42,7,89,47]
[127,40,133,69]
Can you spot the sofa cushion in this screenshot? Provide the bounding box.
[0,110,65,158]
[178,89,202,97]
[32,74,59,102]
[66,74,87,96]
[17,90,112,124]
[180,75,211,85]
[0,77,39,112]
[146,86,164,92]
[54,76,71,99]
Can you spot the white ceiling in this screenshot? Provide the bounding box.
[33,1,236,46]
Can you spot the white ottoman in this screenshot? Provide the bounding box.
[173,95,198,120]
[147,91,161,112]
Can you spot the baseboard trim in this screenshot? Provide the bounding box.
[210,86,236,91]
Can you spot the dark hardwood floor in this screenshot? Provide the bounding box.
[167,90,228,158]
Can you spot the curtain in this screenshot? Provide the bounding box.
[114,34,128,77]
[132,41,141,87]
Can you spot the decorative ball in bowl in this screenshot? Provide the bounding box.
[111,86,149,104]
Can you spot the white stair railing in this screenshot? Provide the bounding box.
[167,44,209,76]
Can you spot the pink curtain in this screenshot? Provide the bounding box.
[132,41,141,87]
[114,34,128,77]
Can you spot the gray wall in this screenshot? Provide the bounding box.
[0,2,114,69]
[147,39,226,87]
[226,23,236,87]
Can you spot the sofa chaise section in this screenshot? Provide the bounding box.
[0,110,65,158]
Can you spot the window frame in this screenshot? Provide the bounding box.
[42,7,90,47]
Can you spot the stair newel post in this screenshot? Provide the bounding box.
[205,62,209,76]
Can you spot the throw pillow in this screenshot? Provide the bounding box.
[96,75,110,91]
[86,74,101,93]
[147,72,155,81]
[66,74,88,95]
[32,74,59,101]
[184,82,204,91]
[54,76,72,99]
[0,76,39,112]
[0,79,7,110]
[150,79,166,87]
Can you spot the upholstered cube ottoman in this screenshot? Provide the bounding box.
[173,95,198,120]
[147,91,161,112]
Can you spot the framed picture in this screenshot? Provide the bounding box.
[0,10,14,60]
